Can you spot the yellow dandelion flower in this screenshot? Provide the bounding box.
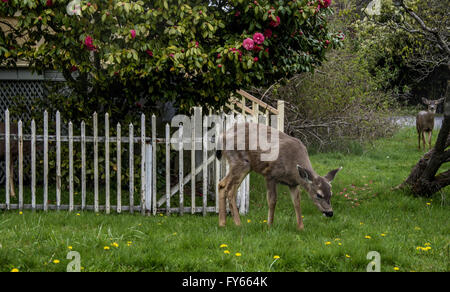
[334,238,341,241]
[424,242,431,246]
[19,211,23,215]
[104,246,110,250]
[68,246,73,250]
[394,267,399,271]
[338,243,342,246]
[111,242,119,248]
[325,241,332,245]
[247,219,251,223]
[359,222,364,225]
[223,250,230,254]
[381,233,386,237]
[11,268,19,272]
[220,244,228,248]
[53,260,60,264]
[273,255,280,259]
[127,241,132,246]
[426,202,431,206]
[365,235,371,239]
[235,253,242,257]
[263,220,267,223]
[76,213,80,216]
[345,254,351,258]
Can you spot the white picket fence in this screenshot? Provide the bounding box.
[0,91,284,216]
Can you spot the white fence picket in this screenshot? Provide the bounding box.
[69,122,74,212]
[93,112,99,213]
[152,115,157,215]
[105,113,110,214]
[81,121,86,210]
[31,120,36,211]
[129,123,134,214]
[117,123,122,214]
[202,116,208,217]
[179,123,184,215]
[43,111,48,212]
[140,114,146,215]
[165,123,171,215]
[18,120,23,211]
[56,111,61,210]
[5,109,9,210]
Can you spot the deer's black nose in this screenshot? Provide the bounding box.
[323,211,333,217]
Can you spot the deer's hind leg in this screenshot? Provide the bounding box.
[218,160,250,227]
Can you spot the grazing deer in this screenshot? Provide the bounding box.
[416,97,444,150]
[216,122,342,230]
[0,122,18,198]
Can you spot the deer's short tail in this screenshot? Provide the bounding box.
[216,150,222,160]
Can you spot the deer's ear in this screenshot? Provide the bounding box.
[297,165,313,184]
[325,167,342,182]
[437,98,445,104]
[422,97,430,105]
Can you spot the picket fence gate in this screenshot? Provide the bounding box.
[0,91,285,216]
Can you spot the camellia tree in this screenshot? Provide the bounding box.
[0,0,341,121]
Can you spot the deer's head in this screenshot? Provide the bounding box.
[422,97,444,114]
[297,165,342,217]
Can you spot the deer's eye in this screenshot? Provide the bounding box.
[316,193,324,199]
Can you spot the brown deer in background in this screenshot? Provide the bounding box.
[416,97,444,151]
[216,122,342,230]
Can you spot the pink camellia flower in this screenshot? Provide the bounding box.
[70,65,78,72]
[252,32,265,45]
[234,10,241,17]
[269,16,280,27]
[242,38,255,51]
[146,50,153,57]
[264,29,272,39]
[84,35,96,51]
[253,57,259,62]
[318,0,332,9]
[130,29,136,39]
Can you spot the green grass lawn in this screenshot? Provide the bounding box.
[0,127,448,272]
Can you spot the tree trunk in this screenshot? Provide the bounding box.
[397,82,450,196]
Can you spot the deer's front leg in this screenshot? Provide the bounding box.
[428,131,433,150]
[266,179,277,226]
[289,186,304,230]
